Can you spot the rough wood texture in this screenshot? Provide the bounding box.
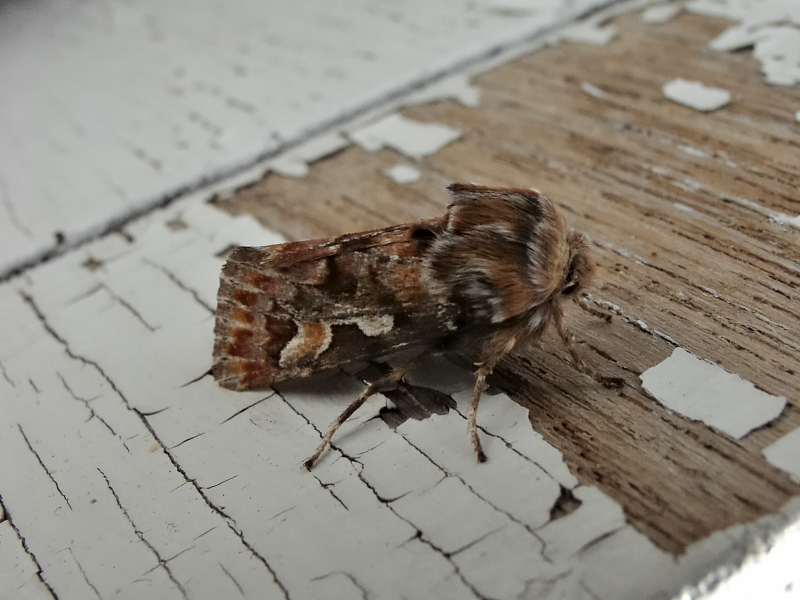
[219,10,800,553]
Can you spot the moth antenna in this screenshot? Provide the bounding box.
[576,295,612,322]
[304,358,422,469]
[554,308,624,389]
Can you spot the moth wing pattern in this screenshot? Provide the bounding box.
[213,220,460,391]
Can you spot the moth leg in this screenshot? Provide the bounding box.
[468,365,492,463]
[576,295,612,322]
[304,364,412,470]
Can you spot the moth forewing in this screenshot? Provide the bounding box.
[212,219,460,391]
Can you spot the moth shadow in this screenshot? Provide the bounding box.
[274,364,457,431]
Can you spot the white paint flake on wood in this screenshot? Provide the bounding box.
[642,3,683,23]
[0,0,616,278]
[640,348,786,439]
[663,78,732,111]
[385,164,422,184]
[558,21,618,45]
[349,114,462,159]
[581,82,607,99]
[763,428,800,484]
[686,0,800,85]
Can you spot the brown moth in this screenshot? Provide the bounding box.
[213,183,616,469]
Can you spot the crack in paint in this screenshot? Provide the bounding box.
[220,394,273,425]
[0,173,32,238]
[0,359,16,387]
[276,388,489,600]
[97,468,188,599]
[220,563,246,597]
[0,494,59,599]
[67,547,102,599]
[169,432,206,450]
[203,475,239,491]
[21,290,291,600]
[310,571,369,600]
[396,432,554,565]
[141,258,214,314]
[57,372,117,437]
[311,474,350,511]
[103,285,158,332]
[18,424,73,510]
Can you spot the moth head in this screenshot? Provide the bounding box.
[561,231,594,298]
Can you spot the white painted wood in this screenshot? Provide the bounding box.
[0,0,614,277]
[2,187,798,599]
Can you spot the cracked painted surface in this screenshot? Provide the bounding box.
[2,2,799,597]
[0,0,616,278]
[1,185,797,599]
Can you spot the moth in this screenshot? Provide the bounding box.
[213,183,617,469]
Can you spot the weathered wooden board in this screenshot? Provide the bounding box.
[220,8,800,554]
[2,3,799,600]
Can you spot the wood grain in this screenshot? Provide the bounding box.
[218,10,800,553]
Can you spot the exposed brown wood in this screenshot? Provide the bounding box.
[216,9,800,554]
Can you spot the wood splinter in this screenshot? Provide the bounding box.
[211,183,621,468]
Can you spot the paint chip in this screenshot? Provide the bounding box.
[687,0,800,86]
[770,212,800,230]
[663,78,731,111]
[385,164,421,184]
[796,110,800,123]
[763,428,800,484]
[640,348,786,439]
[349,114,461,159]
[642,3,682,24]
[559,22,617,46]
[678,144,708,158]
[267,132,350,177]
[581,82,607,99]
[405,74,481,108]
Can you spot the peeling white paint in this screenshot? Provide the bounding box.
[720,194,800,230]
[663,78,731,111]
[679,144,709,158]
[640,348,786,438]
[642,3,683,23]
[385,164,422,184]
[687,0,800,85]
[581,81,608,99]
[770,212,800,230]
[537,486,626,562]
[451,389,581,489]
[763,427,800,484]
[349,114,461,159]
[558,21,618,45]
[264,133,350,179]
[0,0,618,278]
[404,73,482,109]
